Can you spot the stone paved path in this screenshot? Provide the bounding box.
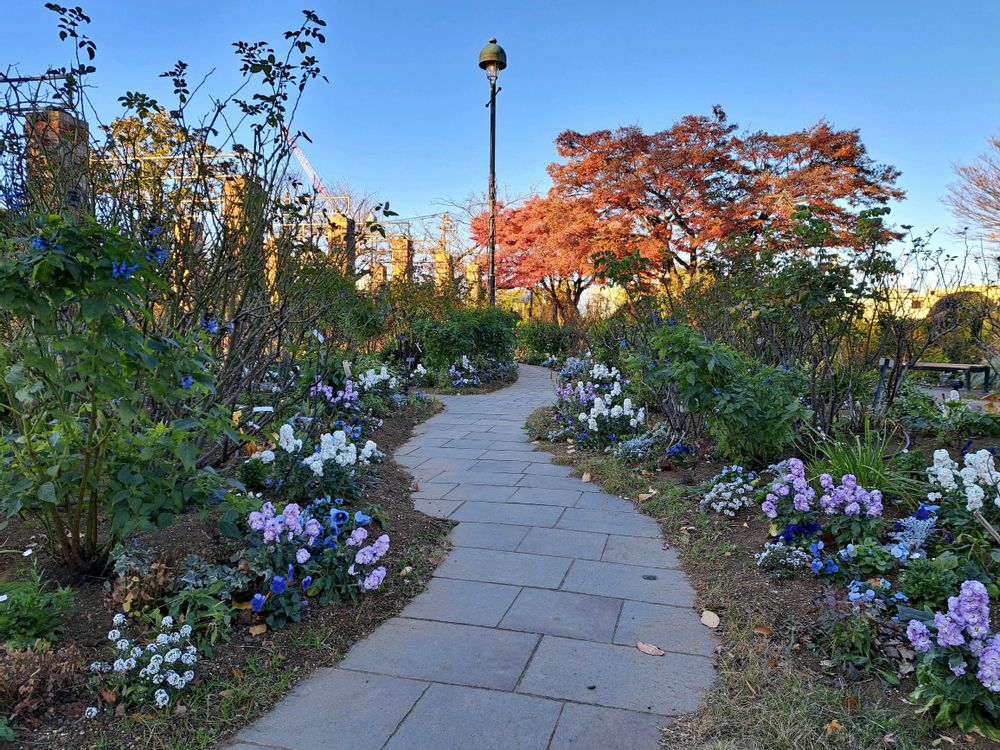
[227,365,714,750]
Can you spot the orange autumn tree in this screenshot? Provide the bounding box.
[472,195,631,323]
[548,106,904,282]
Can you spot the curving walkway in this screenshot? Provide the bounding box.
[227,365,714,750]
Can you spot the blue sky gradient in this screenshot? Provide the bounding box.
[4,1,1000,250]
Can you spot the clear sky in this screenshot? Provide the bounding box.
[3,1,1000,252]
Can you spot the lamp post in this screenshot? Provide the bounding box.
[478,37,506,306]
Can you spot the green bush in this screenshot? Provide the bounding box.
[0,565,74,649]
[646,322,806,464]
[517,321,577,358]
[412,307,517,369]
[0,219,227,568]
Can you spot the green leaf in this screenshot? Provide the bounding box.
[37,482,57,504]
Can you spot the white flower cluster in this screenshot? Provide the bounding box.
[278,423,303,453]
[754,540,813,578]
[302,431,382,477]
[701,465,757,516]
[927,448,1000,512]
[413,363,428,377]
[578,396,645,433]
[358,365,398,393]
[87,614,198,714]
[250,449,276,464]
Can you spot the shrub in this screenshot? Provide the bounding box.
[647,322,806,464]
[0,565,74,649]
[412,307,517,369]
[0,219,223,568]
[517,320,577,359]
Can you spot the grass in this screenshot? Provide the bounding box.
[662,603,929,750]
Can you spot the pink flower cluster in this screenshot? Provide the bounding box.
[818,474,883,517]
[761,458,814,519]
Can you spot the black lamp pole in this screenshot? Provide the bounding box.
[478,37,507,306]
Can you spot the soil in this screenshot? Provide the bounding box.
[1,400,452,750]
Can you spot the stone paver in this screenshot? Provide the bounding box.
[401,577,521,626]
[383,684,562,750]
[448,521,529,550]
[517,635,713,714]
[226,365,712,750]
[339,618,538,689]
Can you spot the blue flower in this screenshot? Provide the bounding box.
[354,511,372,526]
[323,535,338,548]
[287,563,294,580]
[251,593,266,612]
[179,375,194,389]
[201,316,220,335]
[810,558,823,574]
[302,576,313,592]
[111,259,140,280]
[270,576,287,595]
[332,509,349,525]
[824,559,839,574]
[30,237,47,250]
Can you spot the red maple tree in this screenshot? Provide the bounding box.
[474,107,903,315]
[548,106,904,280]
[472,195,630,323]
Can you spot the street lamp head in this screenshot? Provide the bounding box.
[478,37,507,82]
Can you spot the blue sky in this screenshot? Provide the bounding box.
[4,1,1000,251]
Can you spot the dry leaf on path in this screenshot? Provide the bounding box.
[249,623,267,636]
[581,472,592,483]
[701,610,721,628]
[636,641,665,656]
[752,626,773,637]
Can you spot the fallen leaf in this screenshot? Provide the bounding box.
[231,667,244,680]
[249,623,267,636]
[637,641,665,656]
[825,719,844,735]
[98,688,116,704]
[701,610,721,628]
[638,491,657,502]
[581,472,592,483]
[399,565,413,577]
[410,481,419,492]
[842,695,860,711]
[752,626,773,637]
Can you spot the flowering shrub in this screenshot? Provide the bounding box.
[87,614,198,714]
[0,219,222,568]
[906,580,1000,738]
[244,498,388,628]
[701,465,757,516]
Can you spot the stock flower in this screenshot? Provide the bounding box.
[906,620,933,652]
[934,612,966,647]
[296,548,311,564]
[979,639,1000,692]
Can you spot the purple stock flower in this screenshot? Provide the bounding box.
[934,611,966,647]
[296,548,311,564]
[979,639,1000,692]
[906,620,933,653]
